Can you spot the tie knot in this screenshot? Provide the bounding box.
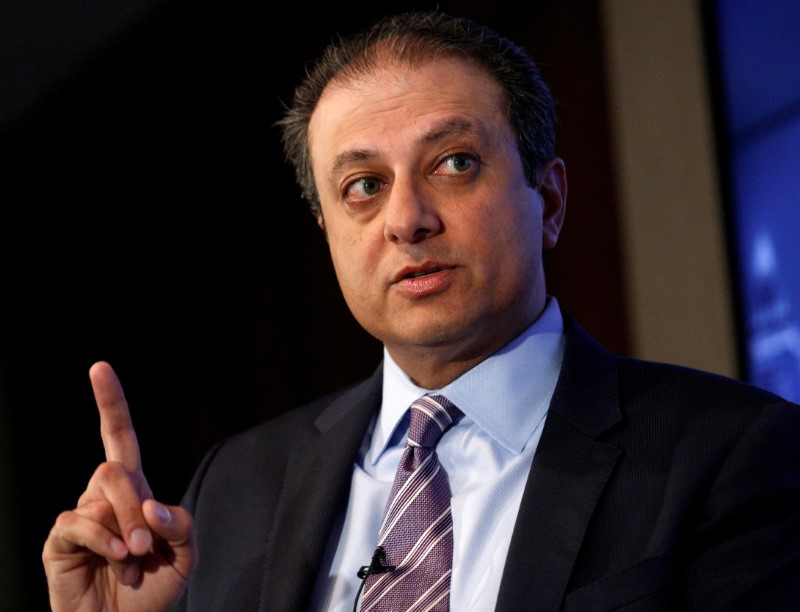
[408,395,462,448]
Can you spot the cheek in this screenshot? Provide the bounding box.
[328,240,356,288]
[485,204,542,281]
[505,191,543,246]
[474,200,539,255]
[327,226,377,293]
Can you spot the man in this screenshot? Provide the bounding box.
[43,10,800,611]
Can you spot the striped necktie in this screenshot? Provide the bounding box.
[360,395,462,611]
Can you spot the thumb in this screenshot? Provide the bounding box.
[142,499,196,571]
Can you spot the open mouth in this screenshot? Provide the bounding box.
[406,267,442,279]
[393,261,454,287]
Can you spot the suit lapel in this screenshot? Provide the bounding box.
[259,366,383,611]
[256,314,623,610]
[496,316,624,611]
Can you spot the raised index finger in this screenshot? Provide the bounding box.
[89,361,142,473]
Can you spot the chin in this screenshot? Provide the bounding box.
[383,318,477,350]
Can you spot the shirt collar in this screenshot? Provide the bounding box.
[373,296,565,464]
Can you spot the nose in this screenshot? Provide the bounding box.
[383,178,442,244]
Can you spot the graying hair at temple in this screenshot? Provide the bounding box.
[275,10,558,219]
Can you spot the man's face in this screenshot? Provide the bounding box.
[308,58,565,385]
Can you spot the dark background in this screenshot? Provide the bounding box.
[1,1,628,608]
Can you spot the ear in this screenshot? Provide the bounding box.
[316,212,330,242]
[538,157,567,250]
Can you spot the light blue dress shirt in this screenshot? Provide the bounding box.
[310,297,565,611]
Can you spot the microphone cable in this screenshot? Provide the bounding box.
[352,546,395,612]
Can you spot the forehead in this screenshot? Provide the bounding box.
[307,57,508,164]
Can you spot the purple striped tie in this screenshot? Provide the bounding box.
[361,395,462,612]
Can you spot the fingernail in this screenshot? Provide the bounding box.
[130,527,152,553]
[109,536,128,557]
[153,502,171,524]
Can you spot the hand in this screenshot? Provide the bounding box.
[42,361,196,612]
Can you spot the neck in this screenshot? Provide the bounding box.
[390,350,488,390]
[386,314,541,389]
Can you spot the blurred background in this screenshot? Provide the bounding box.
[2,0,798,608]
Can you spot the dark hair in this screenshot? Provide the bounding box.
[276,10,557,218]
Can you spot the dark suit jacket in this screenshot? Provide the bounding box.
[175,314,800,611]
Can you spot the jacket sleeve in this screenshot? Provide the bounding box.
[674,399,800,610]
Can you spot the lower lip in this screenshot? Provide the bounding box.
[394,268,455,295]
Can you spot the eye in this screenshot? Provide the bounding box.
[434,153,478,176]
[344,176,385,202]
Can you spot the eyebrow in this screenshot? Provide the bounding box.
[329,148,378,184]
[327,117,485,184]
[421,118,482,144]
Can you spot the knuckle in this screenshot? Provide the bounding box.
[53,509,77,530]
[94,460,126,482]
